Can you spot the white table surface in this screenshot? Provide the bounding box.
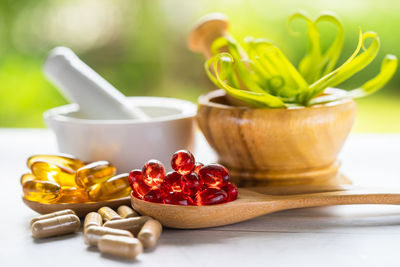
[1,129,400,267]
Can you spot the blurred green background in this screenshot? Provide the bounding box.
[0,0,399,131]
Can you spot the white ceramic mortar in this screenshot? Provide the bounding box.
[44,97,197,173]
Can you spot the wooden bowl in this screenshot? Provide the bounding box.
[197,89,357,186]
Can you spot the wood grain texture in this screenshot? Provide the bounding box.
[132,187,400,229]
[197,90,357,185]
[22,196,130,218]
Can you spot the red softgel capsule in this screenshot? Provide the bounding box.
[161,171,183,193]
[198,163,230,187]
[144,188,164,203]
[129,169,151,199]
[193,162,204,175]
[171,150,195,175]
[221,182,238,202]
[181,173,202,196]
[195,188,228,205]
[142,159,165,187]
[163,192,194,206]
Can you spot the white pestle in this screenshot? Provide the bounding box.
[43,47,149,120]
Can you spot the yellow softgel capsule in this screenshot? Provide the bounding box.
[20,173,36,184]
[88,173,131,201]
[75,161,116,189]
[27,154,85,170]
[31,161,77,187]
[57,186,88,203]
[23,180,61,203]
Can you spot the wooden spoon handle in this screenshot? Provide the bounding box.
[274,189,400,211]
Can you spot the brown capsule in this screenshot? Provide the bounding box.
[84,226,133,246]
[88,173,131,201]
[23,179,61,203]
[138,219,163,249]
[31,214,80,239]
[98,235,143,260]
[75,161,116,188]
[31,161,77,187]
[98,207,121,222]
[30,209,76,227]
[84,212,103,232]
[103,216,151,235]
[117,205,139,218]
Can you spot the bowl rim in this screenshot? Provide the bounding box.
[43,96,197,125]
[198,88,355,111]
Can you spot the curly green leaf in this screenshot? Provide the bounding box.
[204,53,286,108]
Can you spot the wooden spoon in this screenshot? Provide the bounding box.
[131,187,400,229]
[23,196,130,218]
[188,13,230,59]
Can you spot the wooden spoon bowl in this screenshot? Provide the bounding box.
[23,196,130,218]
[131,187,400,229]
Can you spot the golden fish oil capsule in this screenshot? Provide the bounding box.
[23,180,61,203]
[98,235,143,259]
[57,186,88,203]
[31,161,76,187]
[117,205,139,218]
[27,154,85,170]
[84,212,102,233]
[20,173,35,184]
[138,219,163,249]
[84,226,133,246]
[88,173,131,201]
[98,207,121,222]
[75,161,116,188]
[31,214,80,239]
[30,209,76,227]
[103,216,151,235]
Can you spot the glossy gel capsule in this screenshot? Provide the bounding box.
[75,161,116,188]
[31,161,77,187]
[23,180,61,203]
[27,154,84,170]
[89,173,131,201]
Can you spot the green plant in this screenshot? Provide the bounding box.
[205,11,398,108]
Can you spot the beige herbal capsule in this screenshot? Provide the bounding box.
[84,226,133,246]
[138,219,163,249]
[103,216,151,235]
[30,209,76,227]
[31,214,80,239]
[117,205,139,218]
[84,212,103,232]
[98,207,121,222]
[98,235,143,260]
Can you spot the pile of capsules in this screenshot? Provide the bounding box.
[129,150,238,205]
[31,205,162,260]
[21,155,131,203]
